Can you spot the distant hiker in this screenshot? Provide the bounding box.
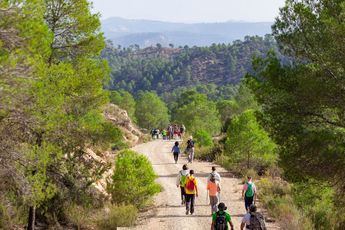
[211,202,234,230]
[207,176,221,214]
[174,124,179,139]
[186,136,195,163]
[207,166,221,183]
[176,164,189,205]
[184,169,198,215]
[242,176,257,211]
[180,124,186,138]
[168,125,174,140]
[240,204,266,230]
[172,141,181,164]
[151,128,159,139]
[162,129,167,140]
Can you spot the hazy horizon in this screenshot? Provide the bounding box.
[91,0,285,23]
[102,16,275,24]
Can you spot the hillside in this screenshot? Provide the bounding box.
[102,35,282,95]
[102,17,272,47]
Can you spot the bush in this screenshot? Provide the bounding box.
[108,149,161,208]
[292,180,340,229]
[64,204,91,230]
[257,178,313,230]
[194,130,213,147]
[96,204,138,229]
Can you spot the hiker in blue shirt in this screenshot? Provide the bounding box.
[172,141,181,164]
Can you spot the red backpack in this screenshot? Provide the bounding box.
[185,177,196,191]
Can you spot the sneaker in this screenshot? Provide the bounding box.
[186,210,189,215]
[190,212,194,215]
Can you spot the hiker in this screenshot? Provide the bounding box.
[168,125,174,140]
[173,124,179,139]
[172,141,181,164]
[242,176,257,211]
[186,136,195,163]
[240,204,266,230]
[207,166,221,183]
[151,128,159,139]
[184,169,198,215]
[176,164,189,205]
[207,176,221,214]
[162,129,167,140]
[211,202,234,230]
[180,124,186,138]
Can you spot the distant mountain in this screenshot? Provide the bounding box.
[102,17,273,47]
[102,35,284,96]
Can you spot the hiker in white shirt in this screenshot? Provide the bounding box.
[207,166,221,183]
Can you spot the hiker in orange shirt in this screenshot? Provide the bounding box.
[184,169,198,215]
[207,175,221,214]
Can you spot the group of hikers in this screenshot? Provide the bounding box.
[151,124,186,140]
[175,163,266,230]
[171,136,195,164]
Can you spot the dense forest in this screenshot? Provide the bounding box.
[102,35,287,95]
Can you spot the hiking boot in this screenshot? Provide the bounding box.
[186,210,189,215]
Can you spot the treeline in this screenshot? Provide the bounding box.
[245,0,345,228]
[102,35,285,95]
[0,0,159,229]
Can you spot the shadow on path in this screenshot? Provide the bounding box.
[158,172,235,178]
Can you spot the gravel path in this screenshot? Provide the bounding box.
[126,140,280,230]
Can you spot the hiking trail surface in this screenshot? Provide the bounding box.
[126,140,279,230]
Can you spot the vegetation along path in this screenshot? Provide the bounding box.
[127,140,279,230]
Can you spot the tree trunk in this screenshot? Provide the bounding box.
[27,206,35,230]
[247,151,250,169]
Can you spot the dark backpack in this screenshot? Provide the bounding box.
[187,140,194,148]
[248,212,266,230]
[214,211,228,230]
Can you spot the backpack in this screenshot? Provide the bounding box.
[180,171,188,186]
[187,140,194,148]
[245,182,254,197]
[248,212,266,230]
[185,177,196,191]
[214,211,228,230]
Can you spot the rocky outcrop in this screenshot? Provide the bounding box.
[90,104,146,197]
[104,103,145,147]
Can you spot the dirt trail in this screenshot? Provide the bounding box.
[128,140,279,230]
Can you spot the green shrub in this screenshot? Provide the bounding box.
[96,205,138,229]
[108,149,161,208]
[194,130,213,147]
[293,180,338,229]
[64,204,91,230]
[257,178,313,230]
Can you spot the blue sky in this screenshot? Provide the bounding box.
[91,0,285,23]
